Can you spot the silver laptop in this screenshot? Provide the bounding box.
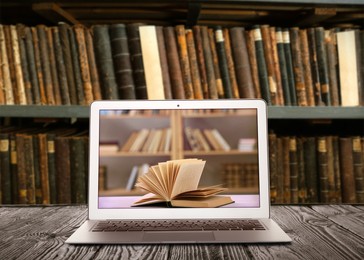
[66,99,291,244]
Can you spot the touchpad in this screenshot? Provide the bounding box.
[143,232,215,242]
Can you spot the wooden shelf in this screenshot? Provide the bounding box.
[184,150,257,156]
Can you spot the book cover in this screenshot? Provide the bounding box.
[339,137,356,203]
[208,28,224,98]
[3,25,18,104]
[282,28,297,106]
[269,27,284,105]
[0,133,12,203]
[133,159,233,208]
[352,136,364,203]
[246,29,261,99]
[223,28,240,98]
[0,25,14,104]
[325,29,340,106]
[317,136,329,203]
[186,29,203,99]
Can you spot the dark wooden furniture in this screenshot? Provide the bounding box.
[0,205,363,259]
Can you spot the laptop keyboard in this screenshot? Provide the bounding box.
[91,219,266,232]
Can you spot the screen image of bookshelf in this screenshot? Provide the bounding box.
[97,108,259,209]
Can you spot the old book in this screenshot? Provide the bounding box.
[10,134,18,204]
[275,137,284,203]
[133,159,233,208]
[68,25,85,105]
[192,26,209,99]
[0,133,12,203]
[339,137,356,203]
[208,28,224,98]
[163,26,185,99]
[186,29,203,99]
[307,28,324,106]
[52,27,71,105]
[156,26,173,99]
[45,26,62,105]
[297,137,307,203]
[332,136,342,203]
[70,136,87,204]
[325,29,340,106]
[201,26,218,99]
[58,22,78,104]
[359,31,364,105]
[282,28,297,106]
[31,27,47,105]
[337,30,360,106]
[326,136,337,203]
[46,133,57,204]
[92,24,119,100]
[269,27,284,105]
[289,137,299,203]
[269,132,278,203]
[38,133,50,204]
[32,134,42,204]
[37,25,55,105]
[0,40,5,104]
[215,26,233,99]
[317,137,329,203]
[246,29,261,99]
[23,134,36,204]
[282,137,291,203]
[229,27,255,98]
[109,24,136,99]
[139,25,165,100]
[74,24,93,104]
[299,29,315,106]
[126,23,148,99]
[3,25,18,104]
[84,27,102,100]
[10,25,26,105]
[315,27,331,106]
[303,137,319,203]
[55,135,72,204]
[16,134,27,204]
[252,26,271,104]
[352,136,364,203]
[261,25,278,105]
[0,25,14,104]
[223,28,239,98]
[290,27,307,106]
[175,25,194,99]
[126,165,139,191]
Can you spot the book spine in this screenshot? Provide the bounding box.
[290,27,308,106]
[126,23,148,99]
[201,26,218,99]
[24,135,36,204]
[0,34,5,104]
[10,135,18,204]
[252,26,271,104]
[193,26,209,99]
[186,29,203,99]
[52,27,71,105]
[269,27,284,105]
[315,27,331,106]
[223,28,240,98]
[325,29,340,106]
[70,136,87,204]
[289,137,299,203]
[109,24,136,99]
[297,137,307,203]
[32,134,42,204]
[38,134,50,204]
[47,134,57,204]
[339,137,356,203]
[317,137,329,203]
[163,26,185,99]
[55,136,72,204]
[282,28,297,106]
[326,136,337,202]
[16,134,27,204]
[269,132,277,203]
[0,25,14,104]
[215,26,233,99]
[246,29,261,99]
[74,24,94,104]
[208,28,224,98]
[4,25,18,104]
[282,137,291,203]
[352,137,364,203]
[229,27,255,98]
[92,25,119,99]
[332,135,342,203]
[0,134,12,203]
[175,25,194,99]
[303,137,319,203]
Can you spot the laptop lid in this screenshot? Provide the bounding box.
[88,99,270,220]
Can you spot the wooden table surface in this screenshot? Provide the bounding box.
[0,205,363,259]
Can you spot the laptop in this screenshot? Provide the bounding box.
[66,99,291,244]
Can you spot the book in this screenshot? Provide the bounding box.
[269,27,284,105]
[223,28,240,98]
[289,137,299,204]
[186,29,203,99]
[339,137,356,203]
[0,133,12,203]
[3,25,18,104]
[282,28,297,106]
[208,28,224,98]
[246,29,261,99]
[352,136,364,203]
[70,136,87,204]
[133,159,233,208]
[0,25,14,104]
[125,165,139,191]
[139,25,165,100]
[325,29,340,106]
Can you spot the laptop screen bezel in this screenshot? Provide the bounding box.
[88,99,270,220]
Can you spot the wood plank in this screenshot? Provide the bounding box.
[32,3,79,25]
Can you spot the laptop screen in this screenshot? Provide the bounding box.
[97,106,260,209]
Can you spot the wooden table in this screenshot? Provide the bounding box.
[0,205,363,259]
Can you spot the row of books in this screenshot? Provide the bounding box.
[269,133,364,204]
[184,127,231,152]
[0,127,89,205]
[0,23,362,106]
[222,163,259,189]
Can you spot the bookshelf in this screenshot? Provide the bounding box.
[1,0,363,205]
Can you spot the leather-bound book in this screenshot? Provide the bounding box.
[37,25,55,105]
[16,134,27,204]
[55,135,72,204]
[325,29,340,106]
[0,133,12,203]
[303,136,319,203]
[307,28,324,106]
[276,137,284,203]
[70,136,87,204]
[339,137,356,203]
[32,134,42,204]
[74,24,94,104]
[289,137,299,204]
[10,134,18,204]
[269,132,277,203]
[126,23,148,99]
[223,28,239,98]
[229,27,255,98]
[315,27,331,106]
[84,27,102,100]
[269,27,284,105]
[317,137,329,203]
[290,27,308,106]
[156,26,173,99]
[92,25,119,100]
[0,25,14,104]
[186,29,203,99]
[201,26,218,99]
[23,134,36,204]
[52,27,71,105]
[163,26,185,99]
[297,137,307,203]
[352,136,364,203]
[246,29,261,99]
[109,24,136,99]
[46,133,57,204]
[175,25,194,99]
[252,26,271,104]
[58,23,78,104]
[299,29,315,106]
[193,26,209,99]
[38,133,50,204]
[326,136,337,202]
[282,28,297,106]
[282,137,291,203]
[214,26,233,99]
[68,26,85,105]
[208,28,224,98]
[3,25,18,104]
